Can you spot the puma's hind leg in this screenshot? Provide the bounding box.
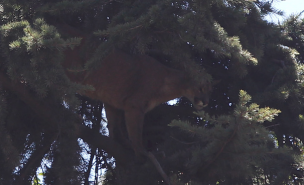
[124,108,146,156]
[104,103,128,144]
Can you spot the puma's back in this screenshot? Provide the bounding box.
[81,51,186,112]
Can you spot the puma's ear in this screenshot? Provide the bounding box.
[212,79,221,85]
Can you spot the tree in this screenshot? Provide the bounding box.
[0,0,303,184]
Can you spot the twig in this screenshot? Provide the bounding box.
[265,123,280,128]
[200,119,239,172]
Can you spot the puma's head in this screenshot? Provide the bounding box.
[184,81,213,111]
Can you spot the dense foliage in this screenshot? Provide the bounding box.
[0,0,304,184]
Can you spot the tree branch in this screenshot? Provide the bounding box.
[0,71,131,165]
[15,133,56,184]
[84,147,96,185]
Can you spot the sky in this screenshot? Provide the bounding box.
[267,0,304,22]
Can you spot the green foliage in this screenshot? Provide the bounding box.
[0,17,83,104]
[0,0,304,184]
[90,0,258,79]
[169,91,295,184]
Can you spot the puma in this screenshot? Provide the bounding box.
[64,49,212,155]
[59,23,212,155]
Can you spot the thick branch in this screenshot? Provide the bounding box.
[0,71,131,164]
[146,152,172,185]
[77,124,131,164]
[15,133,56,184]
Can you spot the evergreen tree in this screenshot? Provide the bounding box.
[0,0,303,184]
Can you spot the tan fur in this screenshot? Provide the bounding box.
[65,48,211,155]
